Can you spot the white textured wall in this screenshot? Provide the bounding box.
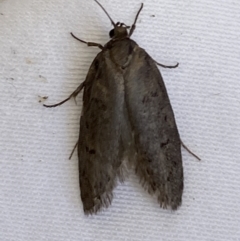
[0,0,239,240]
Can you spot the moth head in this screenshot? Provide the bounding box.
[94,0,143,39]
[109,22,130,39]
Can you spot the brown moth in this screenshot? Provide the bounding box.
[44,0,199,215]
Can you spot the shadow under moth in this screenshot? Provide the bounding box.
[44,0,200,215]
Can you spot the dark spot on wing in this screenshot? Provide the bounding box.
[89,149,96,155]
[160,139,169,148]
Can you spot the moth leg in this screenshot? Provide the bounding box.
[43,81,85,108]
[70,32,103,50]
[128,3,144,37]
[155,61,179,69]
[69,140,78,160]
[181,140,201,161]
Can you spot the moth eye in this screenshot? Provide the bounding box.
[109,29,114,38]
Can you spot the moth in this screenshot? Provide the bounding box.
[44,0,199,215]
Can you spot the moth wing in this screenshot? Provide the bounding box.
[78,52,128,214]
[124,46,183,210]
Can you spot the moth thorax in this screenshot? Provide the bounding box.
[113,26,128,38]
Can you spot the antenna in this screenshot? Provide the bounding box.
[94,0,116,26]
